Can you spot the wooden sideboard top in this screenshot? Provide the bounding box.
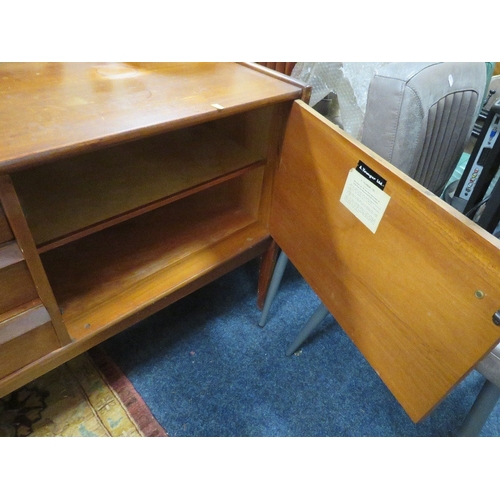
[0,62,303,173]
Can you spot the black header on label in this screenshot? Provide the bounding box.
[356,161,387,191]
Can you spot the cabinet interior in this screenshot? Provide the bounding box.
[41,170,268,340]
[11,104,279,341]
[11,105,274,252]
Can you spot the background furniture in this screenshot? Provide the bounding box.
[362,62,487,195]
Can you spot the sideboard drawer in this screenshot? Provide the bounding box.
[0,205,13,244]
[0,241,38,315]
[0,304,60,379]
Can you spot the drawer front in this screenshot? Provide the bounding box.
[0,205,13,245]
[0,243,38,315]
[0,305,60,379]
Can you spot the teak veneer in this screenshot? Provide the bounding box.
[1,62,500,423]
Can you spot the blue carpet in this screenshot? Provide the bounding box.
[101,259,500,437]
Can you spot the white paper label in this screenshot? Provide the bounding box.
[340,168,391,233]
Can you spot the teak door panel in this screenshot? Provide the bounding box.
[271,100,500,422]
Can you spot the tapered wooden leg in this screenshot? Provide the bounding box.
[257,240,279,310]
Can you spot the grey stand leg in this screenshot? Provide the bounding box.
[259,251,289,327]
[457,380,500,436]
[286,302,329,356]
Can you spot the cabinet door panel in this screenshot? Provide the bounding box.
[271,100,500,422]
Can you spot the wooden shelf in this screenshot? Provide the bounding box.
[11,119,267,251]
[40,174,268,340]
[0,300,60,380]
[0,298,41,327]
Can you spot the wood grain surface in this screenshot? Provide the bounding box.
[271,100,500,422]
[0,63,303,173]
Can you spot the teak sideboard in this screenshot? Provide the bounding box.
[1,62,500,423]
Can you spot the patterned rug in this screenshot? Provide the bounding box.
[0,347,167,437]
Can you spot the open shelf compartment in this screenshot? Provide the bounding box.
[11,105,274,252]
[40,170,269,340]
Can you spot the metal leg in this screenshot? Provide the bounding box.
[258,251,289,327]
[286,302,329,356]
[457,379,500,436]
